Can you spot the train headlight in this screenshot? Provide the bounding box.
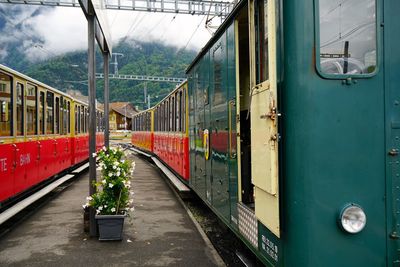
[339,204,366,234]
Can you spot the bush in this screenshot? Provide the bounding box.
[84,146,135,215]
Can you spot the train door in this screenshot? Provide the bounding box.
[226,23,239,225]
[210,30,233,220]
[25,83,39,188]
[0,71,14,202]
[385,0,400,263]
[13,81,27,194]
[234,4,253,216]
[195,60,207,200]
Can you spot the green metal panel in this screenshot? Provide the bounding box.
[188,71,197,189]
[210,32,230,220]
[226,23,239,226]
[384,0,400,263]
[281,0,386,266]
[192,59,207,199]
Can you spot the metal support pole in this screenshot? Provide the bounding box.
[88,13,97,237]
[144,82,147,109]
[103,52,110,148]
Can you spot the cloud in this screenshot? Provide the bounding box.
[0,4,218,61]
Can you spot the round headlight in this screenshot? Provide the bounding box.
[339,204,366,234]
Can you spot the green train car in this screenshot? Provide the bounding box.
[185,0,399,265]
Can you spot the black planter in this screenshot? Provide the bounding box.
[95,215,126,241]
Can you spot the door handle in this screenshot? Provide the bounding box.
[37,141,41,160]
[389,149,399,156]
[12,144,19,170]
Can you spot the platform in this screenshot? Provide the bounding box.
[0,152,224,266]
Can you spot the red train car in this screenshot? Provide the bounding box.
[131,82,189,180]
[0,64,104,207]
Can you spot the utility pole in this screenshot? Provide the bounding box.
[144,82,147,110]
[110,53,124,75]
[147,95,151,109]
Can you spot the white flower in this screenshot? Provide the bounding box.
[116,171,121,177]
[86,196,93,201]
[109,183,114,188]
[113,165,117,170]
[111,207,116,212]
[102,179,106,184]
[92,152,97,158]
[121,160,125,163]
[130,207,135,212]
[104,205,107,208]
[82,204,87,209]
[98,206,103,211]
[96,210,100,214]
[129,199,134,204]
[102,146,106,151]
[104,165,107,170]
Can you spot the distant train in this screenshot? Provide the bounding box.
[132,0,399,266]
[0,64,104,210]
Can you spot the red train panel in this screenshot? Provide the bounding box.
[131,131,153,153]
[151,132,189,180]
[0,133,105,204]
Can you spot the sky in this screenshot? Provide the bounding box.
[0,3,228,61]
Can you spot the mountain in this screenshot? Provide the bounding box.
[1,39,196,109]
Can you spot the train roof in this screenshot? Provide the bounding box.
[0,63,103,109]
[132,80,188,117]
[185,0,246,73]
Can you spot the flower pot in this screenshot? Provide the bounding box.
[95,215,126,241]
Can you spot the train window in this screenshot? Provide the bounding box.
[39,92,45,135]
[80,106,84,133]
[255,0,268,83]
[176,93,180,132]
[172,96,175,131]
[180,90,184,133]
[55,97,60,134]
[74,105,77,134]
[166,100,169,131]
[317,0,377,75]
[154,108,157,132]
[161,103,165,131]
[67,102,70,133]
[147,113,149,131]
[26,84,37,135]
[46,91,54,134]
[77,105,80,134]
[16,83,24,136]
[60,97,64,135]
[170,99,173,131]
[62,100,67,134]
[0,72,12,137]
[213,43,224,105]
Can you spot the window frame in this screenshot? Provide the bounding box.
[0,71,13,137]
[314,0,379,79]
[39,91,45,135]
[16,82,24,136]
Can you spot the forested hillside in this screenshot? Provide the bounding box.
[2,40,196,109]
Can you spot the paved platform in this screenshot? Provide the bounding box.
[0,152,224,266]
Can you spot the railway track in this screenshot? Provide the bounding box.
[182,194,263,267]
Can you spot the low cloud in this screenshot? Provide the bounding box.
[0,4,217,61]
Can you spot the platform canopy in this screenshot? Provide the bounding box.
[79,0,113,54]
